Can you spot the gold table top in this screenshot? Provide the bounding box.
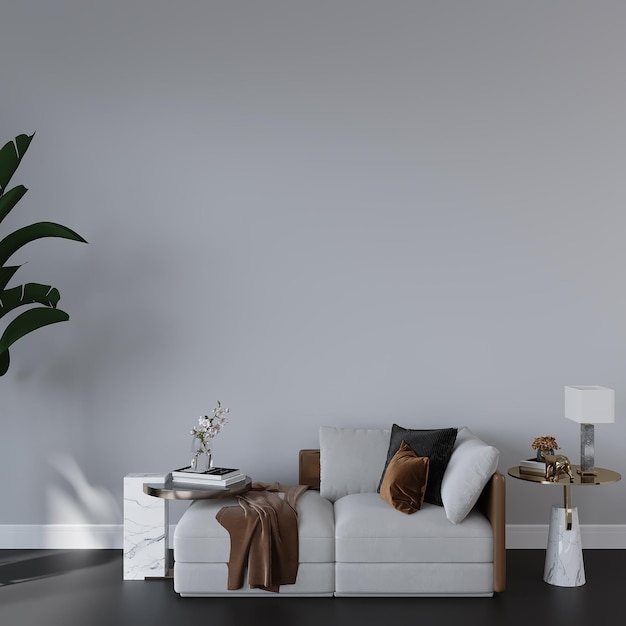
[143,475,252,500]
[507,465,621,486]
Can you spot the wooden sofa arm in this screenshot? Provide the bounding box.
[299,449,321,490]
[477,471,506,592]
[298,449,506,593]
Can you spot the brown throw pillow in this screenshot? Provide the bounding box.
[379,440,430,514]
[378,424,457,506]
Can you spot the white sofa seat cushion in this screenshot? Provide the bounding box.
[334,493,493,564]
[334,563,494,597]
[174,563,335,597]
[174,490,335,564]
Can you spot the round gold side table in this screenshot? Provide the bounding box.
[507,465,620,587]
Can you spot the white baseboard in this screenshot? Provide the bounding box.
[1,524,626,550]
[0,524,177,549]
[506,524,626,549]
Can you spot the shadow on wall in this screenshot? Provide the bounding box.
[45,454,121,548]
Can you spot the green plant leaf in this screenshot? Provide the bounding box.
[0,348,9,376]
[0,306,69,356]
[0,133,34,194]
[0,266,21,291]
[0,221,87,267]
[0,132,85,376]
[15,134,33,157]
[0,185,28,225]
[0,283,61,319]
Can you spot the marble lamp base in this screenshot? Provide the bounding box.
[543,505,585,587]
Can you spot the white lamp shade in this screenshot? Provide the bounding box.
[564,385,615,424]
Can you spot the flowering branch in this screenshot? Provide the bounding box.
[190,401,229,447]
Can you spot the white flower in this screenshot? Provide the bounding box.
[190,401,230,446]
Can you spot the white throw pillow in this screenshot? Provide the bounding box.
[440,427,499,524]
[319,426,390,502]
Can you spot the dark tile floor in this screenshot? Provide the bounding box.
[1,550,623,626]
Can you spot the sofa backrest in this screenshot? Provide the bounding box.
[318,426,391,502]
[304,426,500,519]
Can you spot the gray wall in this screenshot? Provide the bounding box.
[1,1,625,529]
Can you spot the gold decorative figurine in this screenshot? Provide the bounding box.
[543,453,574,483]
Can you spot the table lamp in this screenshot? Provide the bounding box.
[564,385,615,475]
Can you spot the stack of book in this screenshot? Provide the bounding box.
[519,458,546,476]
[171,466,245,487]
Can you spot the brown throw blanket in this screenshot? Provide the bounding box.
[216,482,308,592]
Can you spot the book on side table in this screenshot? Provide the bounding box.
[171,466,245,486]
[519,458,546,476]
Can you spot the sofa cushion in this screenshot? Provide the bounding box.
[334,493,493,564]
[319,426,390,502]
[175,562,335,596]
[174,490,335,564]
[379,441,429,514]
[378,424,458,506]
[441,427,500,524]
[334,563,494,596]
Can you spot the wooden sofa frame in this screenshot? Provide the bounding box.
[299,449,506,593]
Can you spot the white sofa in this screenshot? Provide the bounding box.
[173,426,506,597]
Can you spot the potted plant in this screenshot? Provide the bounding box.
[0,132,87,375]
[531,435,561,461]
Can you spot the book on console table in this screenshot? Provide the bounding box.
[171,466,244,484]
[519,458,546,475]
[172,474,246,487]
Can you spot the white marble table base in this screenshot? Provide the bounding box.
[543,505,585,587]
[123,473,169,580]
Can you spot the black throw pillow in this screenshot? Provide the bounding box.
[377,424,458,506]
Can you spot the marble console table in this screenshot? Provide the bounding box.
[123,474,251,580]
[123,473,170,580]
[507,465,620,587]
